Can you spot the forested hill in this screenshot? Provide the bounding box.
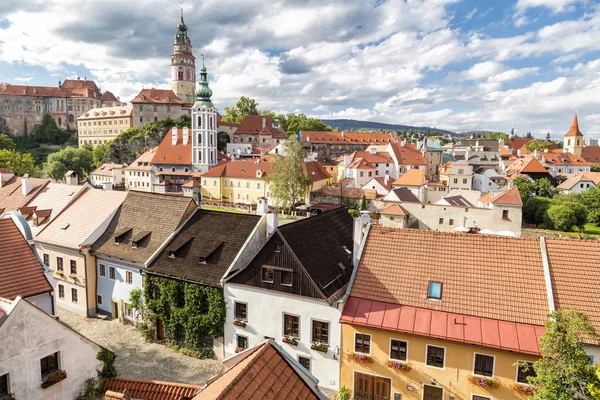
[320,119,455,135]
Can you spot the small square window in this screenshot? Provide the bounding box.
[40,352,59,379]
[474,353,494,377]
[312,320,329,344]
[390,339,407,361]
[449,219,454,226]
[517,361,536,384]
[71,288,78,303]
[472,396,491,400]
[262,267,274,283]
[281,270,293,286]
[438,218,444,224]
[274,242,282,253]
[109,267,116,280]
[502,209,509,220]
[58,284,65,299]
[99,264,106,277]
[298,356,311,372]
[97,295,103,305]
[70,260,77,275]
[236,335,248,350]
[428,281,442,300]
[284,314,299,337]
[234,302,247,321]
[426,345,445,368]
[124,302,133,318]
[43,253,49,266]
[355,333,371,354]
[126,271,133,285]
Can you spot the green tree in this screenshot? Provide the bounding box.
[0,149,38,176]
[529,309,599,400]
[523,197,553,226]
[360,195,367,211]
[589,367,600,399]
[34,114,73,145]
[525,139,554,153]
[284,113,332,135]
[562,202,588,231]
[592,166,600,173]
[544,204,577,231]
[582,186,600,225]
[513,176,536,204]
[535,178,557,198]
[267,136,313,212]
[222,96,260,123]
[0,134,16,150]
[90,143,109,168]
[45,146,94,181]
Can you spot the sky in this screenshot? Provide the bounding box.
[1,0,599,138]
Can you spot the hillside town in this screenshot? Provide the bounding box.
[2,3,600,400]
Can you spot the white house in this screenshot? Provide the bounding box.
[440,160,474,191]
[472,169,507,193]
[0,297,103,400]
[89,163,127,188]
[222,208,356,393]
[556,172,600,194]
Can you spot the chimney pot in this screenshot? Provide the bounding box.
[182,127,189,146]
[262,117,266,129]
[172,127,179,146]
[21,176,33,196]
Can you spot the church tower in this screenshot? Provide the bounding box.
[171,9,196,105]
[563,113,584,156]
[191,60,218,173]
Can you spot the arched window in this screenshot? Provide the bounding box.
[184,168,189,172]
[178,67,183,80]
[198,133,202,144]
[58,117,62,126]
[209,116,213,129]
[198,116,202,128]
[159,167,163,172]
[568,139,571,146]
[171,167,176,172]
[198,151,202,162]
[68,114,75,123]
[577,140,580,146]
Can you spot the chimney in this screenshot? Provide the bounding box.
[262,117,266,129]
[21,175,33,196]
[369,147,377,155]
[172,127,178,146]
[273,119,279,128]
[534,149,540,158]
[64,171,78,185]
[353,212,370,267]
[384,174,389,186]
[266,211,278,236]
[182,127,189,146]
[542,155,546,163]
[517,149,522,158]
[341,131,345,137]
[102,182,113,191]
[0,168,14,188]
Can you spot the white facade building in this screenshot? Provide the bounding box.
[191,62,217,173]
[0,297,103,400]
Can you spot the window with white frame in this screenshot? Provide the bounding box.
[473,353,494,377]
[354,333,371,354]
[516,361,536,384]
[426,345,445,368]
[390,339,408,361]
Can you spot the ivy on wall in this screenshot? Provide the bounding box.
[143,275,225,358]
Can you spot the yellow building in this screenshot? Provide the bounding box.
[339,226,553,400]
[200,159,331,205]
[77,104,133,147]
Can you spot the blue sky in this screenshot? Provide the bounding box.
[1,0,599,137]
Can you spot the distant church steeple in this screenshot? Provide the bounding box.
[563,113,584,156]
[170,8,196,104]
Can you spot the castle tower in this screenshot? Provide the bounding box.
[170,9,196,105]
[563,113,583,156]
[191,60,217,173]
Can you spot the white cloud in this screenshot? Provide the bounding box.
[13,77,33,82]
[516,0,580,13]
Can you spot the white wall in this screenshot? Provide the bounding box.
[0,299,102,400]
[224,283,342,391]
[25,292,53,315]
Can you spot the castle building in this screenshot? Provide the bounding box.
[0,78,119,135]
[170,10,196,105]
[77,104,133,147]
[191,61,218,173]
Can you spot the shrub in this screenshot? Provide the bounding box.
[545,204,577,232]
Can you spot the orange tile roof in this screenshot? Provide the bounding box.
[536,149,590,167]
[194,341,325,400]
[0,79,106,99]
[546,238,600,339]
[0,218,52,300]
[478,186,522,206]
[499,144,514,158]
[235,115,286,138]
[347,158,376,170]
[78,104,132,120]
[131,89,183,105]
[380,203,409,216]
[104,377,201,400]
[389,143,427,166]
[126,147,158,171]
[91,163,127,177]
[152,128,192,165]
[0,177,51,211]
[341,297,545,355]
[582,146,600,163]
[505,157,549,180]
[349,150,393,164]
[564,114,584,137]
[311,185,378,200]
[202,159,272,179]
[303,161,331,182]
[300,131,398,145]
[101,90,119,102]
[392,169,425,186]
[351,226,550,326]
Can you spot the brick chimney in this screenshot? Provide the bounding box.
[172,127,178,146]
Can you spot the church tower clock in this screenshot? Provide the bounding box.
[171,9,196,105]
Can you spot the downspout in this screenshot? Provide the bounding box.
[539,237,556,313]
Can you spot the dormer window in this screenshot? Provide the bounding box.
[140,95,145,100]
[428,281,442,300]
[165,96,170,102]
[274,242,282,253]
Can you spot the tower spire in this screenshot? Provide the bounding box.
[180,3,184,23]
[194,55,214,109]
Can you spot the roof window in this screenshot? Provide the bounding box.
[61,223,70,230]
[427,281,442,300]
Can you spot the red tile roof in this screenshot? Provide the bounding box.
[0,177,50,211]
[347,158,376,170]
[131,89,183,105]
[0,79,106,99]
[389,143,427,166]
[202,159,272,179]
[582,146,600,163]
[235,115,286,138]
[392,169,425,186]
[300,131,398,145]
[478,186,523,206]
[341,297,545,355]
[0,218,52,300]
[104,377,201,400]
[505,157,550,180]
[349,150,393,164]
[536,149,590,167]
[351,226,550,326]
[194,341,324,400]
[380,203,409,216]
[152,128,192,165]
[564,114,584,137]
[303,161,331,182]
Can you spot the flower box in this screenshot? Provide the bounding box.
[349,352,374,364]
[1,393,16,400]
[510,383,537,395]
[235,347,246,353]
[282,335,298,346]
[385,360,412,371]
[467,375,499,389]
[41,370,67,389]
[233,319,247,327]
[311,342,329,352]
[69,275,77,281]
